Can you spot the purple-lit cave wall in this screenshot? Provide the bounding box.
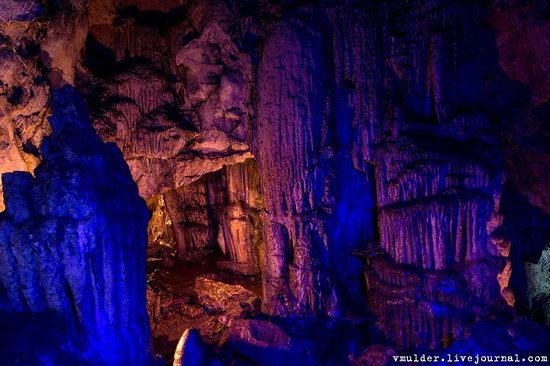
[254,13,377,316]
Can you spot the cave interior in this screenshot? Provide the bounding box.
[0,0,549,365]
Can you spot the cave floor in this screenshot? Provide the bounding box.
[147,257,262,362]
[146,258,372,365]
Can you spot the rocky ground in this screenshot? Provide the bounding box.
[146,258,261,359]
[146,257,373,365]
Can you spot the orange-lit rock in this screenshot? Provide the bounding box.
[145,159,263,274]
[0,41,50,211]
[194,276,260,318]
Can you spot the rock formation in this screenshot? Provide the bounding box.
[145,158,263,275]
[0,26,50,212]
[194,276,261,317]
[224,318,292,366]
[79,2,265,277]
[173,328,206,366]
[0,86,152,365]
[0,0,549,364]
[254,8,377,316]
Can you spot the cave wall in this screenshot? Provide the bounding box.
[365,0,514,348]
[0,9,50,212]
[255,2,549,341]
[0,3,154,364]
[0,0,549,360]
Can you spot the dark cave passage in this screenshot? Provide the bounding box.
[145,158,265,361]
[146,158,264,275]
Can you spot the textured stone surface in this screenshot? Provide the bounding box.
[163,178,215,262]
[214,160,264,275]
[524,247,550,326]
[77,0,550,347]
[443,318,550,359]
[84,64,252,198]
[146,159,264,274]
[354,0,535,349]
[82,6,254,200]
[0,41,50,212]
[254,11,376,316]
[194,276,260,318]
[0,0,549,363]
[0,87,151,364]
[79,0,378,320]
[490,2,550,106]
[79,3,265,277]
[353,344,397,366]
[225,318,292,366]
[0,0,43,22]
[146,266,263,361]
[40,8,88,87]
[362,250,506,349]
[254,16,335,315]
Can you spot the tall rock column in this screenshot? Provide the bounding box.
[254,13,375,316]
[215,159,265,276]
[255,18,333,315]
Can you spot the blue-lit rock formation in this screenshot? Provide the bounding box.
[0,86,152,365]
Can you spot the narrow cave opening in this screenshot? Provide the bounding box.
[145,157,264,359]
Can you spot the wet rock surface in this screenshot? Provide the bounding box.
[146,262,370,365]
[146,262,262,361]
